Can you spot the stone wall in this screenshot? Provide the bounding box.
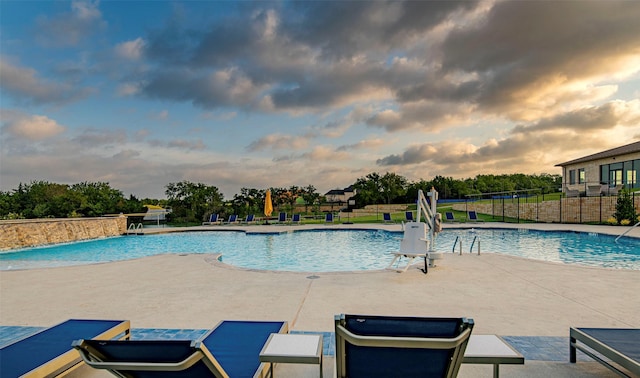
[453,196,639,223]
[0,217,127,251]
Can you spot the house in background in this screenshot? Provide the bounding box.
[556,141,640,197]
[325,186,356,203]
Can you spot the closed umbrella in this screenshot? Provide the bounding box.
[264,190,273,224]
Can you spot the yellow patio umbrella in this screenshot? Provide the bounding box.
[264,190,273,218]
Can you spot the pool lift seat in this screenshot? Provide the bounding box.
[388,189,444,274]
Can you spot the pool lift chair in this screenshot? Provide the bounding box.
[388,188,444,274]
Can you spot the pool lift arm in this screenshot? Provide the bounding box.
[615,220,640,242]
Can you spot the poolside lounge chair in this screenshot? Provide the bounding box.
[565,188,580,198]
[405,211,415,222]
[388,221,442,274]
[467,211,483,222]
[225,214,238,224]
[0,319,130,378]
[276,212,287,224]
[291,213,301,224]
[570,327,640,377]
[382,213,393,223]
[587,185,602,197]
[243,214,255,224]
[335,314,474,378]
[444,212,457,222]
[74,320,288,378]
[203,214,222,225]
[325,213,334,223]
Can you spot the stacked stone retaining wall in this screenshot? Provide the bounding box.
[0,217,127,251]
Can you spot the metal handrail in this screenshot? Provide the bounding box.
[470,236,480,255]
[452,236,459,253]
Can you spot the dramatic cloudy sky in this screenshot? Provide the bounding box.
[1,1,639,199]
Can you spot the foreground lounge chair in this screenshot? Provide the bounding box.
[570,327,640,377]
[382,213,393,223]
[243,214,255,224]
[0,319,130,378]
[291,213,301,224]
[74,320,288,378]
[335,314,473,378]
[226,214,238,224]
[277,212,287,224]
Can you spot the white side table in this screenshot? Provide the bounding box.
[462,335,524,378]
[259,333,323,377]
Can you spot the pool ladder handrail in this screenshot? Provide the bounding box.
[615,220,640,242]
[452,236,463,255]
[127,223,144,235]
[470,235,480,255]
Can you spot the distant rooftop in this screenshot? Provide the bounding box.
[555,141,640,166]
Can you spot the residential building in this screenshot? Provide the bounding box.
[325,186,356,203]
[556,141,640,196]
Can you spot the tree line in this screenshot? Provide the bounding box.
[0,172,561,223]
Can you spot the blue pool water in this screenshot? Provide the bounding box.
[1,229,639,271]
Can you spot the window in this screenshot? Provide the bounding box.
[578,168,585,184]
[569,170,576,185]
[600,165,609,185]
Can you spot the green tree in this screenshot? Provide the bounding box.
[165,181,224,223]
[301,185,320,213]
[353,172,383,207]
[614,190,639,224]
[379,172,407,204]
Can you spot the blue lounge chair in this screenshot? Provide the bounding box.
[467,211,483,222]
[74,320,288,378]
[0,319,130,378]
[325,213,334,223]
[570,327,640,377]
[335,314,473,378]
[382,213,393,223]
[243,214,255,224]
[277,212,287,223]
[405,211,415,222]
[444,212,457,222]
[226,214,238,224]
[291,214,301,224]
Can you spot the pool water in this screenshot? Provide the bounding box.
[1,229,639,271]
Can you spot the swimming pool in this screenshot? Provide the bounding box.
[1,228,639,271]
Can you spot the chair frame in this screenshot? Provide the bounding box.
[570,327,640,377]
[0,319,130,378]
[335,314,473,378]
[74,320,288,378]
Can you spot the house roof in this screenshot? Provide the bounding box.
[555,141,640,167]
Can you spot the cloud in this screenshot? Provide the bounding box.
[115,38,146,60]
[1,111,66,141]
[71,128,127,148]
[167,139,206,150]
[436,1,640,119]
[246,133,309,151]
[0,57,93,105]
[337,138,386,152]
[376,99,640,175]
[34,0,106,47]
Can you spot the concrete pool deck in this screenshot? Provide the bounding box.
[1,222,639,377]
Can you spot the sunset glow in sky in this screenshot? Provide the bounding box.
[1,1,639,198]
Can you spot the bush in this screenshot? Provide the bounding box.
[613,190,638,225]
